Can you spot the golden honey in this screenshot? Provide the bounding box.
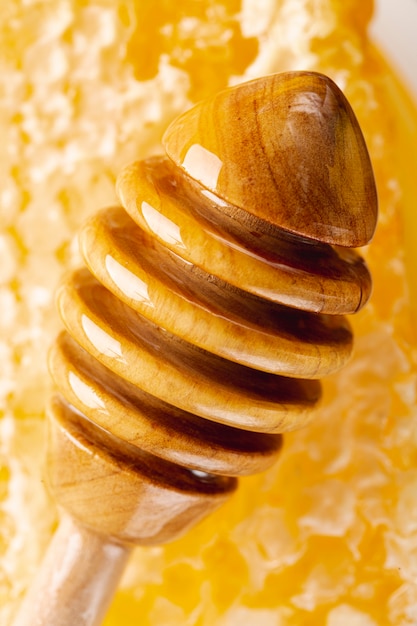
[1,1,417,625]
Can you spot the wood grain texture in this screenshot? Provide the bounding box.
[117,157,372,314]
[78,207,354,379]
[47,397,234,544]
[163,71,378,247]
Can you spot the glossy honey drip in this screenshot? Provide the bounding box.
[46,71,377,546]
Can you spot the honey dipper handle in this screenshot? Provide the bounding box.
[12,514,132,626]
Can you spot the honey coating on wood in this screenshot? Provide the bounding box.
[116,157,372,315]
[47,71,377,545]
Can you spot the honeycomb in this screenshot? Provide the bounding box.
[1,1,417,624]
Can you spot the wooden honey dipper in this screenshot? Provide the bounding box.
[13,71,377,626]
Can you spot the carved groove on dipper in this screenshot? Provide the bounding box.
[47,71,377,545]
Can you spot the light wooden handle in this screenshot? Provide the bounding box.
[12,514,131,626]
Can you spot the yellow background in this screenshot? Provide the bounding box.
[1,1,417,624]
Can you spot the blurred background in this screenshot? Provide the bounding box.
[372,0,417,99]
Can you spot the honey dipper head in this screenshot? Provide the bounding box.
[163,71,377,247]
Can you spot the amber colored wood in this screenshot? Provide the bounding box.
[15,71,377,626]
[116,157,373,315]
[49,332,283,477]
[79,207,354,380]
[163,71,378,247]
[55,270,322,433]
[46,397,235,544]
